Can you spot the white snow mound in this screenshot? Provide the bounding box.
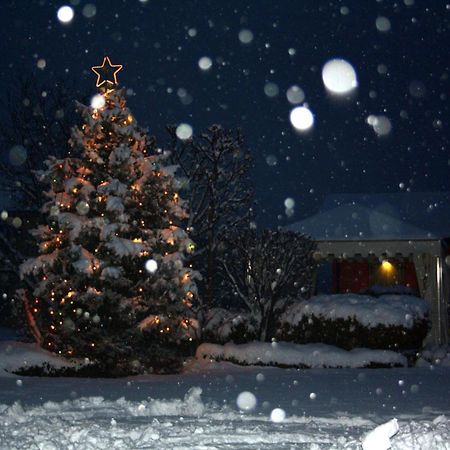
[0,341,80,376]
[196,341,407,368]
[362,418,399,450]
[281,294,428,328]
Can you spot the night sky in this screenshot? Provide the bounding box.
[1,0,449,228]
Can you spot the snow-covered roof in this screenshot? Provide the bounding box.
[287,192,450,241]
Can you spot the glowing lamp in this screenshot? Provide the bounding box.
[381,260,394,272]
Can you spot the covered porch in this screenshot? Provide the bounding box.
[286,192,450,346]
[313,239,449,345]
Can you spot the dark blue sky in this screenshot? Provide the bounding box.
[2,0,449,227]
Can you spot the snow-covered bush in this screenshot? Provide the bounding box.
[276,294,430,351]
[201,308,257,344]
[196,341,407,369]
[362,284,418,297]
[415,345,450,368]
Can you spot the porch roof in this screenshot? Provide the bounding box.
[316,239,443,258]
[286,192,450,242]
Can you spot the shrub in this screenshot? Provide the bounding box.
[196,342,407,369]
[12,353,184,377]
[276,315,428,351]
[276,294,430,351]
[201,308,257,344]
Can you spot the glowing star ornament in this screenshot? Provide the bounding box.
[91,56,123,89]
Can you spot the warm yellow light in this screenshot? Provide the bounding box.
[91,56,123,88]
[182,273,190,282]
[381,260,394,272]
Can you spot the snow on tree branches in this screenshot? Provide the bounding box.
[20,89,199,374]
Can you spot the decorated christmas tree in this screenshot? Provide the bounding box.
[20,57,198,374]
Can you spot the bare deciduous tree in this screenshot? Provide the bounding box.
[0,73,82,324]
[167,124,254,308]
[220,229,316,341]
[0,73,81,209]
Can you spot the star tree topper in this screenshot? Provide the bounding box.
[91,56,123,89]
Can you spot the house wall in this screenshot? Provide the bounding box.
[333,260,369,293]
[332,258,419,294]
[316,239,448,345]
[404,260,419,292]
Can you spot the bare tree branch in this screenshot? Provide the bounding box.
[220,230,317,341]
[167,124,254,307]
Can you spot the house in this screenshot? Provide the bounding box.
[286,192,450,345]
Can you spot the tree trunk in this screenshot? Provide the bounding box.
[21,290,43,345]
[205,221,215,308]
[259,300,274,342]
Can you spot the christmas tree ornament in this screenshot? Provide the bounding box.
[91,56,123,89]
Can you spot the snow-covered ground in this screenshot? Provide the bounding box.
[0,335,449,449]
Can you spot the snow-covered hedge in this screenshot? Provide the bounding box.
[415,345,450,368]
[276,294,429,351]
[202,294,429,352]
[196,341,407,369]
[202,308,257,344]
